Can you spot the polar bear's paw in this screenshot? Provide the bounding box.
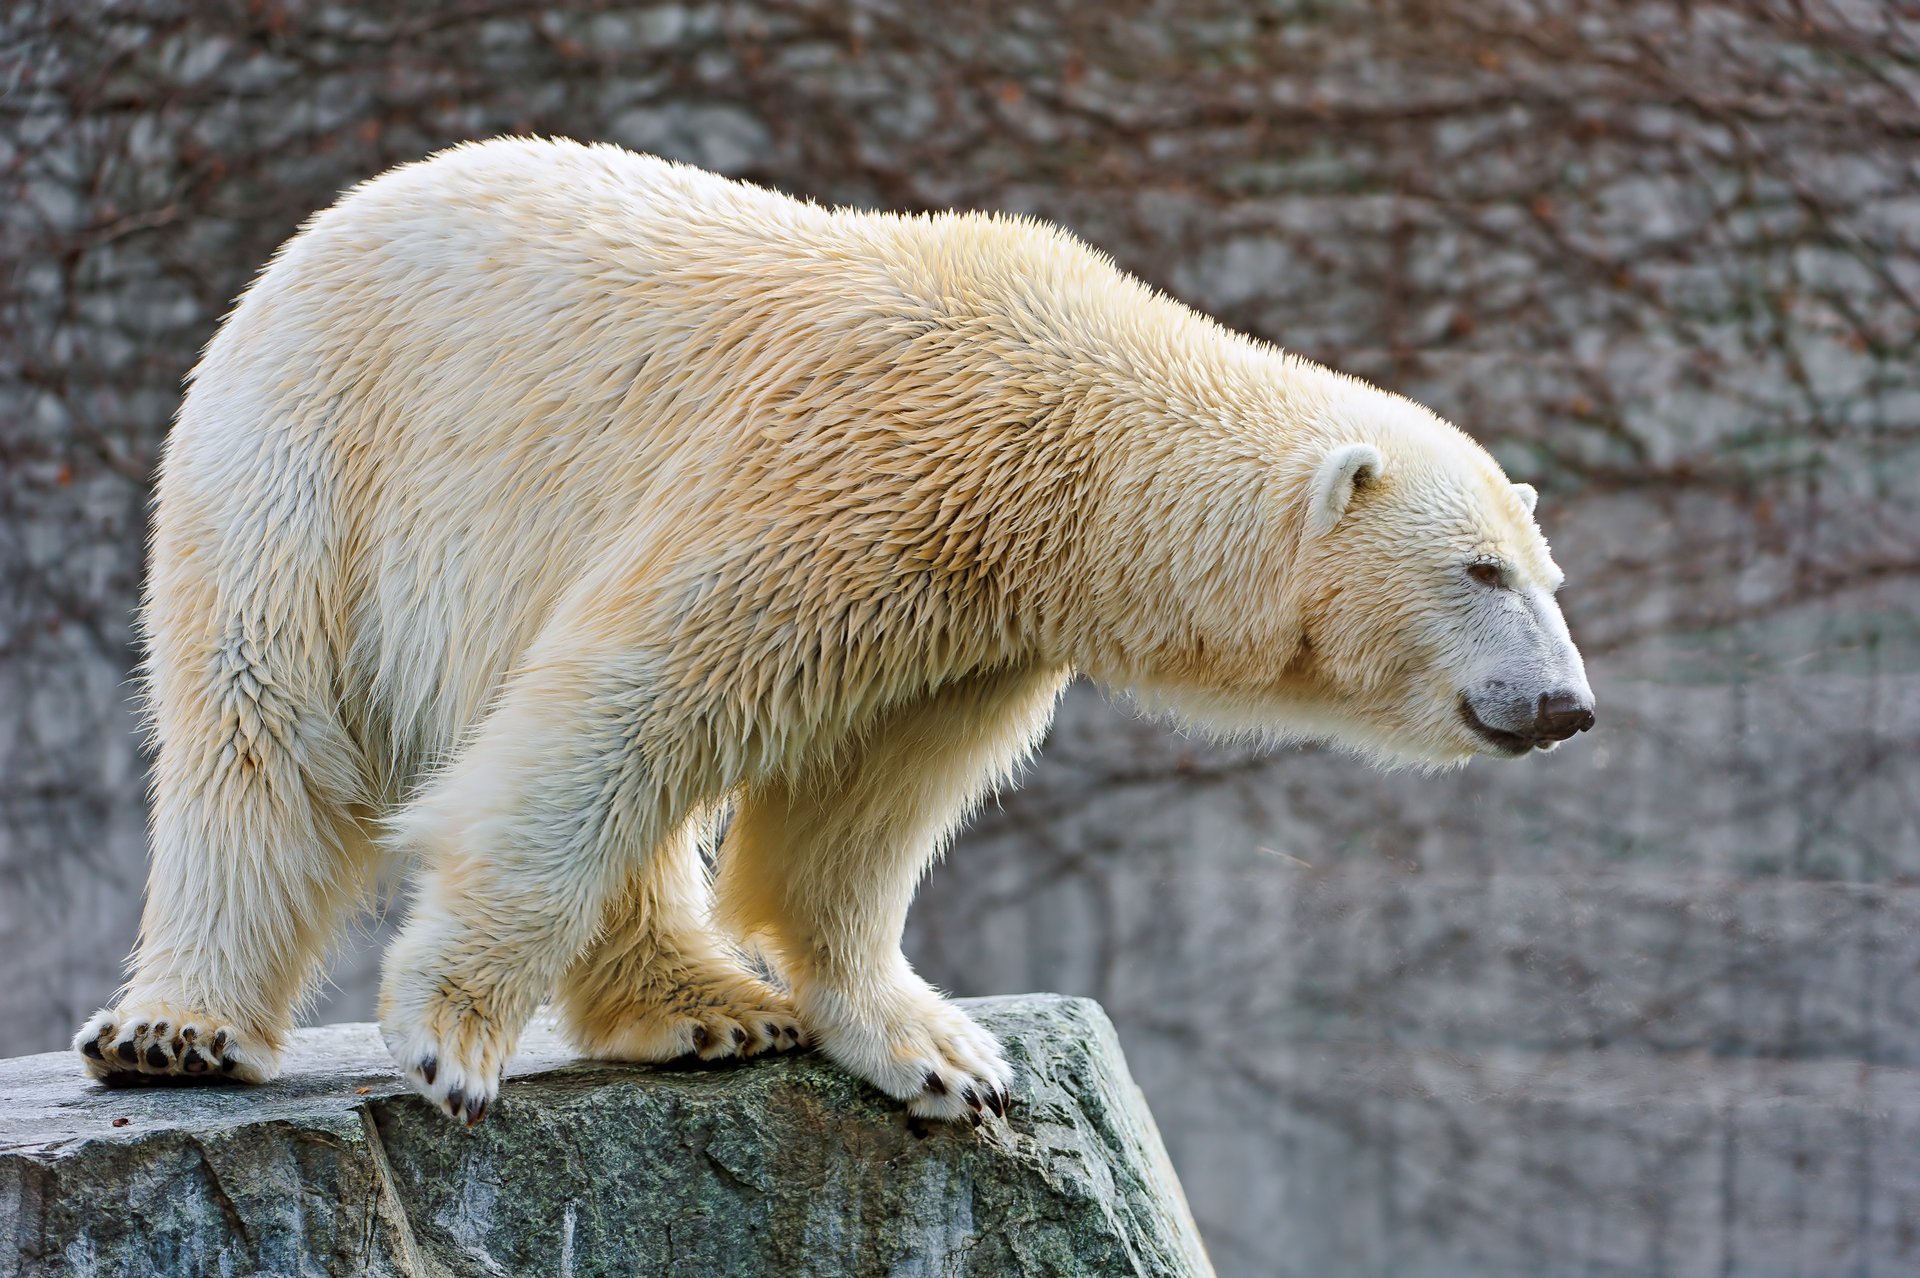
[380,991,514,1127]
[808,986,1013,1124]
[564,957,808,1064]
[74,1002,278,1086]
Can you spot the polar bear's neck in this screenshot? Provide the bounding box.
[794,209,1416,704]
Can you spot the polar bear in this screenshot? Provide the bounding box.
[74,137,1593,1124]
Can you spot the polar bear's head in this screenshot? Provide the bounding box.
[1270,394,1596,768]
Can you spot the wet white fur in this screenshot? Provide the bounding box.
[76,138,1583,1120]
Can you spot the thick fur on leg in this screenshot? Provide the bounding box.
[558,816,805,1063]
[76,491,377,1088]
[717,665,1069,1121]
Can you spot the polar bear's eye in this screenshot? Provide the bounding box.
[1466,562,1505,588]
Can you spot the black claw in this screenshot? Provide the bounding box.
[419,1055,437,1086]
[182,1048,208,1074]
[116,1041,139,1065]
[691,1024,710,1051]
[924,1071,947,1096]
[82,1037,105,1061]
[445,1086,466,1117]
[133,1022,149,1036]
[211,1030,228,1054]
[968,1110,983,1129]
[962,1086,981,1111]
[220,1056,237,1073]
[180,1026,198,1041]
[465,1095,488,1125]
[152,1021,169,1037]
[145,1044,168,1068]
[991,1088,1009,1117]
[732,1026,748,1048]
[763,1022,780,1042]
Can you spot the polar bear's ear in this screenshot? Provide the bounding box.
[1309,443,1384,536]
[1513,482,1539,516]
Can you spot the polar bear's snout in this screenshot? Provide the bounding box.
[1459,684,1596,755]
[1448,566,1597,758]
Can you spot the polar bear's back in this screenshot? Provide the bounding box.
[192,137,852,471]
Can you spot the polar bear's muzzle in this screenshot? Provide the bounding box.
[1453,582,1595,758]
[1458,689,1596,756]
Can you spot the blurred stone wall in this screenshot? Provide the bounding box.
[4,3,1917,1274]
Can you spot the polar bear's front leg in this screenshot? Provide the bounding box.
[717,665,1070,1122]
[378,652,698,1124]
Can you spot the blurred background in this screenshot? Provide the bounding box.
[3,2,1917,1274]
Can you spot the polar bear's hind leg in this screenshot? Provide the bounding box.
[556,815,807,1065]
[75,514,378,1086]
[716,664,1070,1122]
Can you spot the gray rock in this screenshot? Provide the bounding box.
[0,995,1211,1277]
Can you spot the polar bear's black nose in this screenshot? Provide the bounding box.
[1535,691,1596,741]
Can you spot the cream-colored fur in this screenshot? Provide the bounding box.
[74,137,1588,1122]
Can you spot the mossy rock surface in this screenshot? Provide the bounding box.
[1,994,1211,1277]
